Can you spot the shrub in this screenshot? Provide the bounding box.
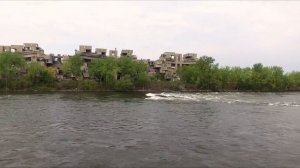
[78,80,99,90]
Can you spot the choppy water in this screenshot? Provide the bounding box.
[0,92,300,168]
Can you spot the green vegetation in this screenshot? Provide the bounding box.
[0,52,26,90]
[178,56,300,91]
[63,55,84,79]
[89,57,150,90]
[1,52,300,91]
[26,62,54,86]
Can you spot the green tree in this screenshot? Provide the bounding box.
[117,58,149,89]
[179,56,219,90]
[0,52,26,90]
[63,55,83,79]
[286,71,300,90]
[89,57,149,90]
[26,62,54,86]
[251,63,265,91]
[269,66,286,91]
[89,57,119,87]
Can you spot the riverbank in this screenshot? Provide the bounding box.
[1,53,300,93]
[1,87,300,94]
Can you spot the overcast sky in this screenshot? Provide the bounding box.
[0,1,299,71]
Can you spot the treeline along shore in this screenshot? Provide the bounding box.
[0,52,300,92]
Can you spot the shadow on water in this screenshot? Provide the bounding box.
[58,91,147,103]
[0,91,148,102]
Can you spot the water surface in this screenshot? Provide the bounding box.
[0,92,300,168]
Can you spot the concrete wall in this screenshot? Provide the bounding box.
[120,50,133,56]
[95,48,107,55]
[11,45,24,53]
[24,43,39,51]
[154,51,197,80]
[182,53,197,65]
[79,45,92,53]
[0,46,4,53]
[109,49,118,57]
[120,49,137,59]
[3,46,11,52]
[183,53,197,60]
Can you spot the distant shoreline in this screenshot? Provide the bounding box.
[1,89,300,94]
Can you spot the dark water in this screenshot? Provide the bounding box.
[0,92,300,168]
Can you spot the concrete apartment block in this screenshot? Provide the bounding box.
[120,49,137,59]
[24,43,39,51]
[3,46,11,52]
[183,53,197,65]
[11,45,24,53]
[152,51,198,80]
[109,49,118,57]
[79,45,92,54]
[95,48,107,56]
[0,42,198,81]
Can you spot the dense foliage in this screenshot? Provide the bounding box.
[63,55,84,78]
[0,52,300,91]
[179,56,300,91]
[89,57,150,90]
[26,62,54,85]
[0,52,26,90]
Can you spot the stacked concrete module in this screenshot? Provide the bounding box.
[109,49,118,57]
[1,43,198,81]
[120,49,137,60]
[0,43,64,78]
[152,52,198,80]
[182,53,198,65]
[76,45,137,61]
[10,45,24,53]
[22,43,45,62]
[1,46,12,53]
[78,45,92,53]
[153,52,180,80]
[76,45,109,63]
[95,48,107,56]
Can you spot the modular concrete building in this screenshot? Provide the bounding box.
[0,43,64,78]
[0,46,12,53]
[120,49,137,60]
[76,45,137,62]
[95,48,107,56]
[22,43,45,62]
[153,52,198,80]
[1,42,199,81]
[75,45,108,63]
[0,43,46,62]
[109,49,118,57]
[182,53,198,65]
[10,45,24,53]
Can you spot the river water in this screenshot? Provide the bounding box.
[0,92,299,168]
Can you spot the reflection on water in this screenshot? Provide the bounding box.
[0,92,300,168]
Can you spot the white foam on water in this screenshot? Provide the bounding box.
[266,101,300,107]
[145,92,198,101]
[145,93,156,97]
[145,92,300,107]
